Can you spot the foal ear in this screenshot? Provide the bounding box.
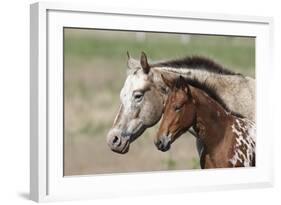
[175,76,185,89]
[184,84,191,96]
[140,51,150,74]
[161,74,174,88]
[178,76,191,95]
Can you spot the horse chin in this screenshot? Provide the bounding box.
[111,140,130,154]
[111,139,130,154]
[158,144,171,152]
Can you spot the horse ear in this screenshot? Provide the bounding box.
[161,74,174,88]
[126,51,130,59]
[140,51,150,74]
[127,53,139,70]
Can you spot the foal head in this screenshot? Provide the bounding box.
[155,75,196,152]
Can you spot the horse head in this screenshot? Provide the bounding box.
[155,75,196,152]
[106,52,165,154]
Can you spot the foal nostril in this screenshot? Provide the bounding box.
[154,139,161,146]
[155,140,164,150]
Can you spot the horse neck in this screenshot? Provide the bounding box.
[152,66,242,105]
[153,66,221,87]
[189,86,233,149]
[151,67,230,112]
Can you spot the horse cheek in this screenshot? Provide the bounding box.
[151,91,164,122]
[141,91,163,126]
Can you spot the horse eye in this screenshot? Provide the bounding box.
[134,92,144,102]
[174,105,182,112]
[160,86,167,94]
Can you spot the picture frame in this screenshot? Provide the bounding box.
[30,2,274,202]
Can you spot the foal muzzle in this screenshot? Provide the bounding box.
[155,134,172,152]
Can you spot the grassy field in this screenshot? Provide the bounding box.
[63,28,255,176]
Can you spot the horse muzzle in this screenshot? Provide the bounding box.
[154,134,172,152]
[106,128,130,154]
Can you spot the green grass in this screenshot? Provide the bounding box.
[64,29,255,76]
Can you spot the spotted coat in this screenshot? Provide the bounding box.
[229,118,256,167]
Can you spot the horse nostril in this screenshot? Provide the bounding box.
[155,140,164,150]
[112,135,122,147]
[113,136,119,144]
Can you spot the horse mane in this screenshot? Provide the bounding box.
[151,56,240,76]
[183,77,245,118]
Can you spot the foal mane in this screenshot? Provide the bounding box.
[184,77,245,118]
[151,56,240,76]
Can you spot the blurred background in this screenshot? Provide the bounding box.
[64,28,255,176]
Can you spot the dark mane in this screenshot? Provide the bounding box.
[151,56,240,76]
[183,77,245,118]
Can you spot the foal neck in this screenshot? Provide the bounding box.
[190,86,232,148]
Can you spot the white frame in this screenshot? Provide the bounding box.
[30,2,274,202]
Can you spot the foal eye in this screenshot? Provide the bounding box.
[174,106,182,112]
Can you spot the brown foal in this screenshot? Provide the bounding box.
[155,75,256,168]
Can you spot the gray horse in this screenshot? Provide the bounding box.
[106,52,255,154]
